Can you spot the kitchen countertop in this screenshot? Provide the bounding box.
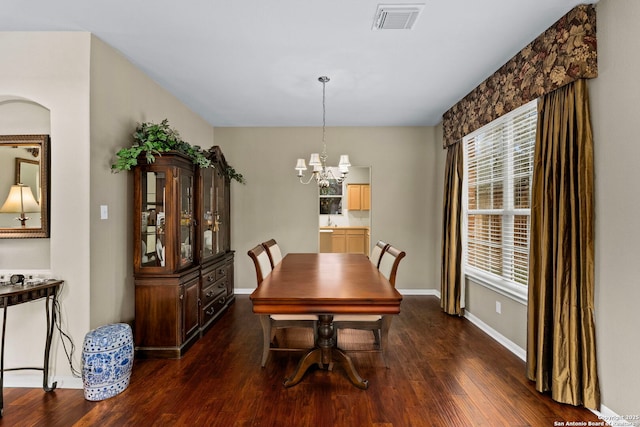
[319,226,370,230]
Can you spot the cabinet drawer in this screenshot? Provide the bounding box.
[202,281,226,306]
[202,263,229,283]
[201,293,227,323]
[216,264,229,279]
[201,265,218,287]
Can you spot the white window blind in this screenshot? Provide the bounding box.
[464,100,537,287]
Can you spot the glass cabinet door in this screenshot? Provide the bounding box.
[178,172,194,269]
[214,166,226,254]
[201,167,216,260]
[140,171,166,268]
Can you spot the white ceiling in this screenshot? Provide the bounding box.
[1,0,594,127]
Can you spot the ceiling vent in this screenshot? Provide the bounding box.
[372,4,425,30]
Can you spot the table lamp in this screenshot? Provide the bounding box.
[0,183,40,227]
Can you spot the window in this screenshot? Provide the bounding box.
[319,179,343,214]
[463,100,537,301]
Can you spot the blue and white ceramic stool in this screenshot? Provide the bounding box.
[81,323,134,401]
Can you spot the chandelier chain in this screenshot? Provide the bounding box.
[322,77,327,155]
[294,75,349,188]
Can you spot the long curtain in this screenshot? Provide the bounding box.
[526,79,600,409]
[440,142,463,315]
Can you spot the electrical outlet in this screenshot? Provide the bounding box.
[495,301,502,314]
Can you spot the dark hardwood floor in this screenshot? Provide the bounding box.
[1,296,603,426]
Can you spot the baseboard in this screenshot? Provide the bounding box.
[463,311,619,422]
[4,372,83,389]
[397,288,440,296]
[463,310,527,361]
[597,405,633,426]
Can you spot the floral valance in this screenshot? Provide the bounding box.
[442,4,597,148]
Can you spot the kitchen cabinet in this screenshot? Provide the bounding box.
[332,229,347,252]
[346,229,366,254]
[319,230,333,253]
[319,227,369,255]
[347,184,370,211]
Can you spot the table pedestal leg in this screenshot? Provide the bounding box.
[283,348,322,387]
[331,347,368,390]
[283,314,368,389]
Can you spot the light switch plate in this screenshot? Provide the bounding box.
[100,205,108,220]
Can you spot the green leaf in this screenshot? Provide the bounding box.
[111,119,228,173]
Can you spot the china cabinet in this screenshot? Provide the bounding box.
[196,146,235,332]
[133,148,234,358]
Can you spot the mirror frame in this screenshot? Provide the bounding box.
[0,134,50,238]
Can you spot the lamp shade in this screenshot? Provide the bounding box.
[338,155,351,168]
[308,153,321,167]
[294,158,307,171]
[0,184,40,214]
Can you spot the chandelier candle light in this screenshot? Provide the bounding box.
[295,76,350,188]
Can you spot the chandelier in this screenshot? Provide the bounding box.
[295,76,350,188]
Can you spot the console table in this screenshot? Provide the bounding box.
[0,279,63,417]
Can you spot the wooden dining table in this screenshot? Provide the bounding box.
[249,253,403,389]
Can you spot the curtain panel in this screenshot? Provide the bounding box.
[526,79,599,410]
[440,142,463,316]
[441,4,596,149]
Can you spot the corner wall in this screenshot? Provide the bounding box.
[0,32,92,386]
[89,35,215,328]
[0,32,217,388]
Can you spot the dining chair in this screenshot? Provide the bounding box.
[378,245,406,287]
[261,238,283,269]
[333,244,406,368]
[247,244,318,367]
[369,240,389,268]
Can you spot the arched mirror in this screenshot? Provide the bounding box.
[0,134,50,238]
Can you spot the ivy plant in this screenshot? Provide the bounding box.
[111,119,246,184]
[111,119,211,171]
[225,165,246,185]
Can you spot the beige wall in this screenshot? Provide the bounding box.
[89,36,214,329]
[464,279,528,350]
[214,126,441,293]
[589,0,640,415]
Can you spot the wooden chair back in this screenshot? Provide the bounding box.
[370,240,389,268]
[262,239,283,268]
[378,245,406,287]
[247,244,273,285]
